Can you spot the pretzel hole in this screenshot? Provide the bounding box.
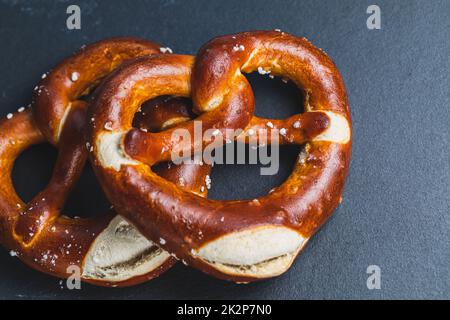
[204,74,305,200]
[12,144,110,218]
[64,164,110,218]
[206,144,300,200]
[12,144,55,203]
[244,71,305,118]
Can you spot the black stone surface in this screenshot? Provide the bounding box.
[0,0,448,299]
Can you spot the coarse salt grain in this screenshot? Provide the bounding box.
[205,175,212,189]
[233,44,245,52]
[104,121,113,131]
[257,66,270,75]
[70,72,79,82]
[160,47,173,54]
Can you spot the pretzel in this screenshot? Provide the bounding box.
[88,31,351,282]
[0,38,210,286]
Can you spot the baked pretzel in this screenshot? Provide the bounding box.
[0,38,210,286]
[88,31,351,282]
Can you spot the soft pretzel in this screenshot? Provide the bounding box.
[88,31,351,282]
[0,38,210,286]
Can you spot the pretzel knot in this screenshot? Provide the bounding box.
[0,38,211,286]
[89,31,352,282]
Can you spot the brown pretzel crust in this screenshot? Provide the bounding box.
[89,31,351,282]
[0,104,211,286]
[33,37,162,145]
[0,38,211,286]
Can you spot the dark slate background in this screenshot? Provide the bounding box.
[0,0,448,300]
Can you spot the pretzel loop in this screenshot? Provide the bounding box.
[0,38,211,287]
[33,38,163,145]
[89,31,352,282]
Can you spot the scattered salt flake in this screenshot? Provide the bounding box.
[70,72,79,82]
[41,73,47,79]
[233,44,245,52]
[18,107,25,113]
[280,128,287,136]
[159,238,166,245]
[293,121,301,128]
[160,47,173,54]
[212,129,220,136]
[257,66,270,75]
[6,113,13,119]
[104,121,113,131]
[266,121,274,128]
[9,250,18,257]
[205,175,212,189]
[220,216,225,222]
